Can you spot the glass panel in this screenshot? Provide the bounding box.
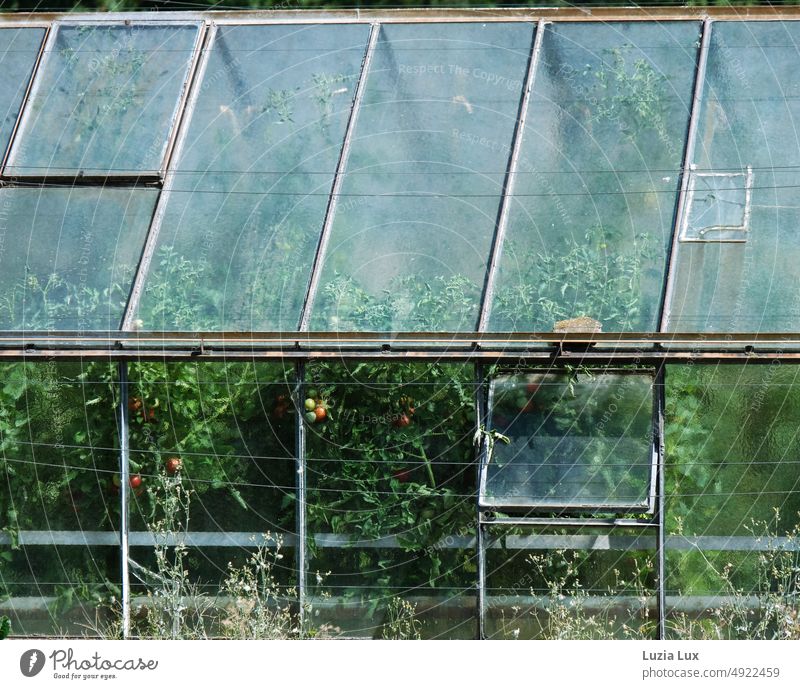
[482,370,655,511]
[128,542,297,639]
[6,23,199,176]
[0,28,45,158]
[0,546,120,637]
[0,361,121,638]
[666,22,800,332]
[305,362,477,639]
[488,22,700,332]
[135,24,371,332]
[0,187,157,331]
[309,23,534,332]
[485,527,656,639]
[665,364,800,639]
[126,362,296,535]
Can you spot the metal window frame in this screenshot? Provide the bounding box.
[679,165,754,243]
[2,20,203,181]
[297,22,380,332]
[659,18,713,332]
[477,367,658,514]
[477,20,544,333]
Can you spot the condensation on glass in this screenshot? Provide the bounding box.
[4,23,200,176]
[0,187,158,331]
[487,22,701,334]
[480,370,656,511]
[135,24,371,332]
[308,22,535,332]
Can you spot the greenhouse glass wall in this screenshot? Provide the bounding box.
[0,6,799,640]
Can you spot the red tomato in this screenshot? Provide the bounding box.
[394,413,411,428]
[165,457,182,475]
[129,474,143,489]
[314,406,327,422]
[526,383,540,394]
[128,396,143,413]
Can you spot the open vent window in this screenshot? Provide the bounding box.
[478,369,658,514]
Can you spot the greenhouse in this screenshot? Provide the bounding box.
[0,5,799,640]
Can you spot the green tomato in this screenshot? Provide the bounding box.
[304,411,317,424]
[304,398,316,411]
[307,389,318,399]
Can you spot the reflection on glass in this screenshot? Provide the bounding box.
[310,23,533,332]
[0,187,157,331]
[6,24,198,175]
[0,362,120,637]
[137,24,371,332]
[0,28,45,156]
[667,22,800,332]
[485,527,656,639]
[482,370,654,510]
[305,361,477,638]
[665,364,800,638]
[489,22,700,333]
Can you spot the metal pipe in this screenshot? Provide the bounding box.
[477,20,545,332]
[655,365,667,640]
[295,361,307,636]
[298,22,380,331]
[117,361,131,640]
[475,363,487,640]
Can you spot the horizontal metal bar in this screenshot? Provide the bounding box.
[0,595,775,621]
[7,330,800,346]
[5,7,800,25]
[5,349,800,364]
[4,531,797,552]
[484,517,658,528]
[0,175,161,188]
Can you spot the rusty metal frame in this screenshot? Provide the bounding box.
[3,20,204,180]
[6,7,800,25]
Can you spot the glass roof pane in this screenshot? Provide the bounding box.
[0,28,45,160]
[666,22,800,332]
[135,24,371,332]
[488,22,700,333]
[5,23,199,176]
[309,22,534,332]
[0,187,157,331]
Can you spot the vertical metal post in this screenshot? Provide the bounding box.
[655,365,667,639]
[475,363,487,639]
[117,361,131,639]
[658,19,713,332]
[298,23,380,331]
[294,361,307,635]
[477,20,546,332]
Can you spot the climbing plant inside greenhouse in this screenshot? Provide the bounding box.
[0,6,799,640]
